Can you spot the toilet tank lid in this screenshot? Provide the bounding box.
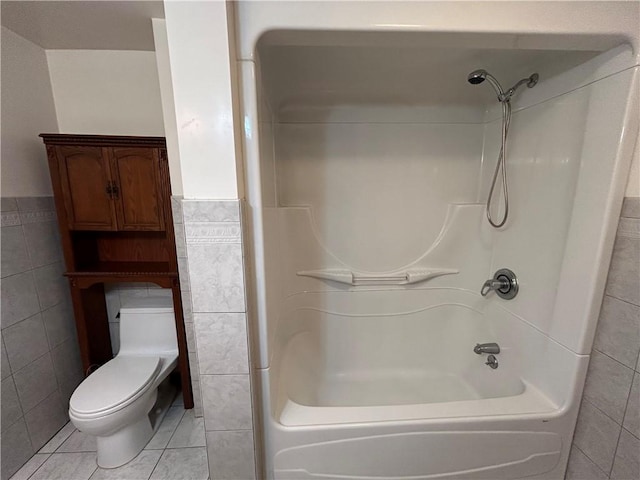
[120,297,174,314]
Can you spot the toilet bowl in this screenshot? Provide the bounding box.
[69,297,179,468]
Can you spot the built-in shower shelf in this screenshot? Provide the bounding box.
[296,268,458,286]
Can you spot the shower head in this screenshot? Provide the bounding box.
[467,69,539,103]
[467,69,488,85]
[467,69,506,101]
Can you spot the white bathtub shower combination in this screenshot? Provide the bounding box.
[236,6,639,479]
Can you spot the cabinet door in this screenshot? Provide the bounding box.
[57,146,118,230]
[109,147,165,231]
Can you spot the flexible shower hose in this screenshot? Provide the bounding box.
[486,98,512,228]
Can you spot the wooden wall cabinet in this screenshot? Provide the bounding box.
[41,134,193,409]
[56,145,165,231]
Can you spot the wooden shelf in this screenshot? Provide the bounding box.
[69,261,175,276]
[42,134,193,409]
[65,263,178,289]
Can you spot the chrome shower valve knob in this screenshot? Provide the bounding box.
[485,355,499,369]
[481,268,519,299]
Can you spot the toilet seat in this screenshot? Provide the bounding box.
[70,356,161,419]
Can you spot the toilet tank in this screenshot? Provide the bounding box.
[118,297,178,356]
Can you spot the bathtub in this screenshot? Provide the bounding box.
[257,289,585,479]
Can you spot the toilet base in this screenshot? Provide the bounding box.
[93,382,176,469]
[97,415,154,468]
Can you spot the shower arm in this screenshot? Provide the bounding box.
[502,74,539,102]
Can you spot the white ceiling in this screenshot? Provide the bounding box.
[1,1,164,51]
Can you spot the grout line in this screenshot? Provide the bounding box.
[164,409,187,449]
[3,309,51,343]
[2,333,15,376]
[163,445,208,451]
[18,221,35,272]
[603,293,640,310]
[610,421,624,477]
[147,448,165,480]
[583,397,624,428]
[618,374,637,440]
[21,453,52,480]
[42,311,61,356]
[86,461,99,480]
[11,350,53,377]
[591,348,635,374]
[2,375,25,434]
[38,422,75,454]
[0,267,37,282]
[203,441,210,480]
[622,424,640,442]
[30,257,67,271]
[53,429,87,454]
[203,428,253,432]
[183,219,241,225]
[24,390,65,450]
[142,451,163,480]
[572,444,610,479]
[31,267,48,315]
[605,286,640,307]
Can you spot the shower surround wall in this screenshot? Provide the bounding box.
[239,29,639,477]
[1,197,83,480]
[568,197,640,480]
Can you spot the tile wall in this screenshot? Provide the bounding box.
[568,197,640,479]
[1,197,84,480]
[171,197,258,480]
[171,197,203,419]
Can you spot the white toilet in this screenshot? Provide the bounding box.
[69,297,179,468]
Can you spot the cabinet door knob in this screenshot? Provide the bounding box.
[106,181,119,200]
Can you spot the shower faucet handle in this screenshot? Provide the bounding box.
[481,268,518,299]
[485,355,499,369]
[481,278,509,296]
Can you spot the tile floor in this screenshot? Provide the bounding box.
[10,396,209,480]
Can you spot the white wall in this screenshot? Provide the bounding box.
[163,0,240,199]
[152,19,183,196]
[1,27,59,197]
[46,50,164,136]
